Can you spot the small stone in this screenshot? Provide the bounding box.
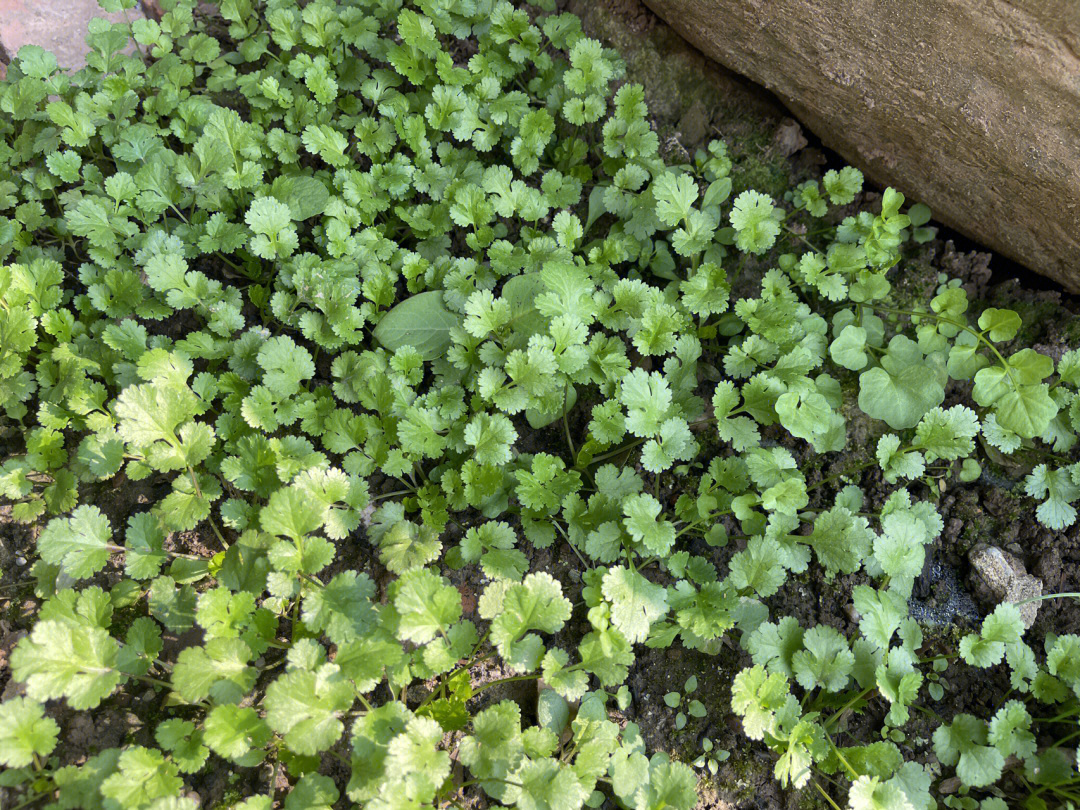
[968,544,1043,629]
[677,100,708,146]
[15,556,25,566]
[457,584,476,614]
[773,118,807,157]
[938,777,962,795]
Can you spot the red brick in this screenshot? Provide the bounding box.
[0,0,143,70]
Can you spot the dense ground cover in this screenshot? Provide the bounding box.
[3,1,1080,809]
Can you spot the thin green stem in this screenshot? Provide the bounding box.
[472,674,541,695]
[822,686,875,732]
[6,790,52,810]
[561,383,576,459]
[869,304,1015,384]
[807,459,877,492]
[1015,591,1080,606]
[588,437,648,465]
[812,779,843,810]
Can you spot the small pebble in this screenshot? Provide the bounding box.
[969,544,1043,629]
[15,556,25,566]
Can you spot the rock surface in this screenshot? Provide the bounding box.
[968,544,1043,628]
[642,0,1080,291]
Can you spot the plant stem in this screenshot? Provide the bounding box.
[472,674,540,695]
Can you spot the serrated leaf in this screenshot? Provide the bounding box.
[0,697,60,768]
[38,505,112,580]
[11,620,122,710]
[265,665,355,755]
[484,573,571,671]
[601,565,669,644]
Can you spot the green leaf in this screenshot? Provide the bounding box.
[464,413,517,466]
[373,518,442,575]
[265,665,355,755]
[847,775,914,810]
[988,700,1036,760]
[37,505,112,580]
[621,369,673,437]
[876,435,925,483]
[15,45,58,79]
[792,625,854,692]
[622,493,675,556]
[959,603,1025,668]
[932,714,1004,788]
[747,616,804,677]
[204,704,271,765]
[514,759,590,810]
[913,405,979,461]
[483,573,572,671]
[0,697,60,768]
[270,175,330,220]
[525,384,577,430]
[100,747,183,809]
[124,512,168,579]
[731,665,790,740]
[823,167,863,205]
[808,507,872,577]
[852,585,906,651]
[385,715,453,803]
[652,172,698,227]
[115,380,199,449]
[257,335,315,399]
[830,325,868,370]
[1025,464,1079,530]
[972,350,1057,438]
[727,536,788,598]
[993,384,1058,440]
[729,190,780,255]
[172,638,256,703]
[873,512,928,598]
[245,197,299,259]
[978,308,1021,342]
[11,620,122,710]
[284,773,338,810]
[374,291,461,360]
[858,335,946,429]
[302,571,376,645]
[394,568,462,644]
[155,719,210,774]
[602,565,669,644]
[261,485,326,542]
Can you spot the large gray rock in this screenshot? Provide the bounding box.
[642,0,1080,291]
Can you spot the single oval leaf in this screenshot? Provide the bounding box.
[373,291,461,360]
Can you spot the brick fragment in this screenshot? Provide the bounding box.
[0,0,143,70]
